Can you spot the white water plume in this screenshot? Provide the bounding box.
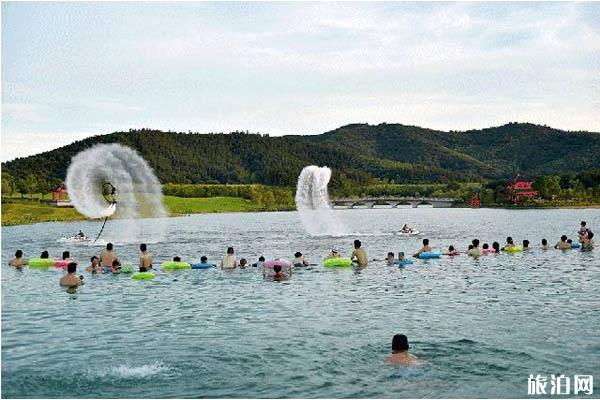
[65,144,167,240]
[295,166,346,236]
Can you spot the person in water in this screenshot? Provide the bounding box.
[100,243,117,269]
[76,230,85,238]
[86,256,100,273]
[9,250,27,267]
[468,239,481,257]
[62,251,72,261]
[401,224,412,233]
[351,240,368,267]
[110,259,122,274]
[386,334,420,366]
[502,237,515,251]
[482,243,492,253]
[252,256,265,268]
[385,252,395,264]
[59,262,82,287]
[272,264,286,281]
[578,221,588,240]
[541,239,549,250]
[413,239,432,258]
[522,240,530,250]
[581,231,595,251]
[221,247,237,269]
[326,249,340,260]
[139,243,153,271]
[555,235,571,250]
[239,258,248,269]
[444,245,458,256]
[492,242,501,253]
[40,251,50,259]
[293,252,309,267]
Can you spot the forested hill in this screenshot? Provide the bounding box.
[3,122,600,188]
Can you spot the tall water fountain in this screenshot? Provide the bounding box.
[65,143,167,242]
[295,166,346,236]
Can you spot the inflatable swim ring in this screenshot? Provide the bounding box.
[571,243,581,249]
[504,245,523,253]
[396,259,414,266]
[53,259,74,268]
[446,250,460,256]
[132,272,155,280]
[191,262,215,269]
[161,261,191,270]
[323,257,353,268]
[418,252,441,259]
[482,249,497,254]
[28,258,54,269]
[264,259,292,269]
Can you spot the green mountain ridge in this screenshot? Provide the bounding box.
[3,122,599,189]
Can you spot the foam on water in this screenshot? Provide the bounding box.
[91,361,172,379]
[295,166,347,236]
[65,144,166,242]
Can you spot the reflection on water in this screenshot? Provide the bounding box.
[2,208,599,398]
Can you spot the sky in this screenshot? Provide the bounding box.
[2,2,599,161]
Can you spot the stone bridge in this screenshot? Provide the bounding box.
[331,197,456,209]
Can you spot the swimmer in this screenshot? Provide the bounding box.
[59,262,82,287]
[252,256,265,268]
[467,244,473,251]
[413,239,432,258]
[293,252,309,267]
[541,239,549,250]
[401,224,412,233]
[482,243,493,253]
[578,221,588,240]
[554,235,571,250]
[76,230,85,238]
[221,247,237,269]
[173,256,181,262]
[100,243,117,269]
[468,239,481,257]
[351,240,368,267]
[62,251,71,260]
[386,334,420,366]
[502,237,515,251]
[582,231,595,251]
[397,252,407,263]
[9,250,27,267]
[110,259,122,274]
[86,256,100,273]
[523,240,530,250]
[326,249,340,260]
[385,252,395,264]
[139,243,153,271]
[444,245,458,256]
[239,258,248,269]
[492,242,501,253]
[272,265,286,281]
[40,250,50,259]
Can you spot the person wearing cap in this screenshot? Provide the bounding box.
[325,249,340,260]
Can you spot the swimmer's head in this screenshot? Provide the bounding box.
[492,242,500,251]
[392,334,409,353]
[107,243,113,251]
[561,235,567,242]
[468,244,473,250]
[423,239,429,246]
[90,256,99,264]
[240,258,247,265]
[523,240,530,247]
[67,262,77,274]
[227,247,234,255]
[41,251,49,259]
[506,236,513,244]
[387,252,394,258]
[542,239,548,246]
[259,256,265,262]
[398,252,405,259]
[15,250,23,258]
[354,240,361,248]
[273,265,282,273]
[448,245,455,251]
[140,243,147,252]
[581,221,586,227]
[472,239,480,247]
[482,243,489,249]
[294,252,302,258]
[62,251,70,260]
[173,256,181,262]
[201,256,208,263]
[112,259,121,268]
[140,266,147,272]
[567,239,572,244]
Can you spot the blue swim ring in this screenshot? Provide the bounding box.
[191,262,215,269]
[396,259,414,266]
[418,252,441,259]
[571,243,581,249]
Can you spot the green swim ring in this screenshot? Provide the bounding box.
[132,272,155,280]
[323,257,353,268]
[28,258,54,269]
[161,261,191,270]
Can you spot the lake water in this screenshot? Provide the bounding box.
[2,208,599,398]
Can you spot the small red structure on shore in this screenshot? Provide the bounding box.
[50,183,67,203]
[506,176,538,202]
[470,194,481,208]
